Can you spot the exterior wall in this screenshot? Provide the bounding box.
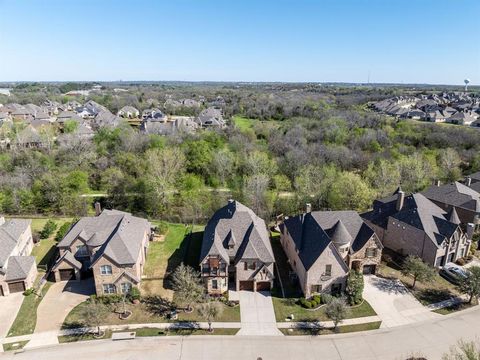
[235,260,274,291]
[201,256,229,295]
[9,225,34,257]
[304,243,348,298]
[52,259,81,282]
[347,234,382,272]
[92,256,137,295]
[280,226,347,298]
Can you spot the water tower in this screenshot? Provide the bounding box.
[464,78,470,92]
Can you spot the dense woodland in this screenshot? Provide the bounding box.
[1,82,480,223]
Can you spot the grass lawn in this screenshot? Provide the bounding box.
[141,222,204,299]
[62,300,240,329]
[7,274,53,337]
[280,321,382,336]
[232,115,257,132]
[58,330,113,343]
[272,297,376,322]
[377,261,460,305]
[2,340,29,352]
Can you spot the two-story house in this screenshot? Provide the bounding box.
[200,200,275,294]
[0,217,37,296]
[51,208,152,295]
[362,190,472,267]
[279,207,383,298]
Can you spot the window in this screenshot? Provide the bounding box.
[103,284,116,294]
[325,265,332,277]
[244,262,248,271]
[249,262,256,270]
[202,263,209,273]
[76,245,88,257]
[220,263,226,272]
[121,282,132,294]
[212,279,218,289]
[311,285,322,294]
[100,265,112,275]
[366,248,377,258]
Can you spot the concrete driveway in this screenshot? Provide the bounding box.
[236,291,282,336]
[363,275,440,328]
[25,279,95,349]
[0,293,24,339]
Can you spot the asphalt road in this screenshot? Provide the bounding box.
[2,305,480,360]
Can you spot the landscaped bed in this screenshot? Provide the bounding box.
[272,297,376,322]
[280,321,382,336]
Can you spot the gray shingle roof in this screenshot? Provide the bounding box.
[200,201,274,265]
[58,210,151,267]
[422,182,480,213]
[0,218,31,267]
[5,256,35,281]
[52,251,82,271]
[282,210,375,270]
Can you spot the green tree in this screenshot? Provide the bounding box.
[325,297,348,331]
[457,266,480,304]
[345,270,364,305]
[401,256,436,289]
[40,220,58,239]
[326,171,375,211]
[171,263,204,312]
[197,300,223,332]
[63,120,78,134]
[55,220,75,242]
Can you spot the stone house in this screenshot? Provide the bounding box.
[51,208,152,295]
[200,200,275,294]
[0,217,37,296]
[362,190,472,267]
[279,207,382,298]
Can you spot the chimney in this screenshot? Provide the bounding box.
[94,202,102,216]
[306,203,312,213]
[0,216,5,226]
[396,191,405,211]
[466,223,475,240]
[466,177,472,187]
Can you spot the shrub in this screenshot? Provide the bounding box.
[313,295,321,304]
[156,222,169,235]
[55,221,73,242]
[96,294,123,305]
[456,258,466,266]
[299,297,308,308]
[346,270,364,305]
[321,294,333,305]
[127,287,141,302]
[23,288,34,296]
[39,220,58,239]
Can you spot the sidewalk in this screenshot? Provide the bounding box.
[277,315,381,329]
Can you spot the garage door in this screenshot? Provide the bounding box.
[256,281,271,291]
[59,269,75,281]
[8,281,25,294]
[363,264,376,275]
[239,281,254,291]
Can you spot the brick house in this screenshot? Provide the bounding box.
[362,190,472,267]
[200,200,275,294]
[279,207,382,298]
[51,208,152,295]
[0,217,37,296]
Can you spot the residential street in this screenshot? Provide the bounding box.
[3,305,480,360]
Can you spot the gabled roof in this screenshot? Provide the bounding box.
[422,181,480,213]
[447,207,461,225]
[282,210,375,270]
[5,256,35,281]
[200,201,274,265]
[58,210,151,267]
[52,251,82,271]
[0,218,31,267]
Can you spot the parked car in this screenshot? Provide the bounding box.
[439,263,469,284]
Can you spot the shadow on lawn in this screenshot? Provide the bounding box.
[415,288,454,304]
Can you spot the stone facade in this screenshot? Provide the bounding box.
[347,234,382,272]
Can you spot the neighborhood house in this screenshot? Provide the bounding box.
[200,200,275,294]
[0,217,37,296]
[51,208,152,295]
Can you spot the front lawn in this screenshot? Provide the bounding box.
[2,340,30,352]
[141,222,204,299]
[7,274,53,337]
[433,299,479,315]
[62,300,240,329]
[272,297,376,322]
[58,330,113,343]
[377,261,460,305]
[280,321,382,336]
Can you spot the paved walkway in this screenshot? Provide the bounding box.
[24,279,94,349]
[4,306,480,360]
[236,290,283,336]
[363,275,440,328]
[0,293,23,342]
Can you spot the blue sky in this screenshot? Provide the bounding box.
[0,0,478,84]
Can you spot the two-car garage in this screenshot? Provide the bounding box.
[239,280,271,292]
